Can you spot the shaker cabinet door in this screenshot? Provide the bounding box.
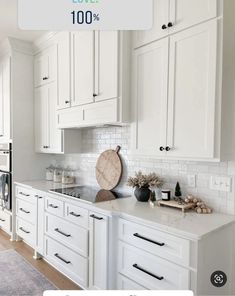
[132,38,169,156]
[169,0,217,34]
[94,31,119,102]
[167,20,217,158]
[72,32,94,106]
[133,0,170,48]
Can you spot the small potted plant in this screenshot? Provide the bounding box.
[127,171,164,202]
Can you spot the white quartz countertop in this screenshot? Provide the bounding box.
[15,180,235,241]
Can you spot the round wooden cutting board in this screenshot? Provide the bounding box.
[95,146,123,190]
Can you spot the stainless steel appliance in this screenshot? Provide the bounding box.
[0,143,11,172]
[0,143,12,210]
[50,186,130,204]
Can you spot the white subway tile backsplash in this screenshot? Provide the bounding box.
[54,126,235,215]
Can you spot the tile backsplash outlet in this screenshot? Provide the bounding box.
[53,126,235,215]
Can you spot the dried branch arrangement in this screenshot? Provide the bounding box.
[127,171,164,189]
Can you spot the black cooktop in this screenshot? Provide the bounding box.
[49,186,130,203]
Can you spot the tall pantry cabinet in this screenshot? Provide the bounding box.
[132,0,235,161]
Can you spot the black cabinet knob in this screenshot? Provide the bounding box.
[93,94,98,97]
[42,77,49,81]
[65,100,70,104]
[168,22,173,28]
[162,24,167,30]
[159,147,165,151]
[166,146,171,151]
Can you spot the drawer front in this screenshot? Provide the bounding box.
[117,274,146,290]
[118,242,190,290]
[45,214,88,257]
[45,196,64,217]
[16,198,36,225]
[0,209,11,233]
[16,186,34,203]
[16,217,36,247]
[119,219,190,266]
[65,203,88,228]
[45,236,88,288]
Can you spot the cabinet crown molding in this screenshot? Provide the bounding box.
[0,37,33,57]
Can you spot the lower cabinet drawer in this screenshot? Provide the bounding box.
[0,209,11,233]
[16,198,36,225]
[118,242,190,290]
[45,236,88,288]
[16,217,36,247]
[117,274,146,290]
[45,196,64,217]
[119,219,190,266]
[45,214,88,257]
[65,203,88,229]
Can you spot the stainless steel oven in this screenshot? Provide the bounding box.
[0,171,11,210]
[0,143,12,210]
[0,143,11,172]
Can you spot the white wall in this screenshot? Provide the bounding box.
[52,126,235,215]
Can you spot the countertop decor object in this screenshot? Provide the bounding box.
[158,199,195,212]
[95,146,123,190]
[127,171,164,202]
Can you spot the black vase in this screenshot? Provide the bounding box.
[134,187,151,202]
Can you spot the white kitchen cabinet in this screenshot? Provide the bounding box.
[133,0,217,48]
[72,31,94,107]
[0,57,11,142]
[35,83,62,154]
[94,31,118,102]
[57,32,71,110]
[57,31,130,128]
[89,211,109,290]
[34,44,57,88]
[134,0,170,49]
[35,192,45,255]
[132,39,169,156]
[169,0,217,34]
[132,19,219,160]
[167,20,217,158]
[0,207,11,234]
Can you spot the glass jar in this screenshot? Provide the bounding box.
[62,169,75,185]
[53,167,62,183]
[46,166,54,181]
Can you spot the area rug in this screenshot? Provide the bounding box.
[0,249,56,296]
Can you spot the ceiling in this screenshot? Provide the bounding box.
[0,0,45,43]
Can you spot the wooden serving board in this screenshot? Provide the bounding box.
[158,200,195,212]
[95,146,123,190]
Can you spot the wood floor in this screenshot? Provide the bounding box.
[0,230,81,290]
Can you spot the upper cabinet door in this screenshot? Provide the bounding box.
[169,0,217,33]
[72,32,94,106]
[133,0,170,49]
[34,45,57,88]
[132,38,169,156]
[0,58,11,141]
[57,32,71,110]
[94,31,118,102]
[167,20,217,159]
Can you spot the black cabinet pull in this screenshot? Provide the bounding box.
[54,228,71,238]
[133,264,164,281]
[168,22,173,28]
[49,204,58,209]
[65,100,70,104]
[20,208,30,214]
[69,212,81,218]
[90,214,103,220]
[54,253,71,264]
[159,146,165,151]
[165,146,171,151]
[43,77,49,81]
[162,24,167,30]
[133,233,165,247]
[0,218,6,222]
[19,227,30,234]
[19,192,30,197]
[93,94,98,97]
